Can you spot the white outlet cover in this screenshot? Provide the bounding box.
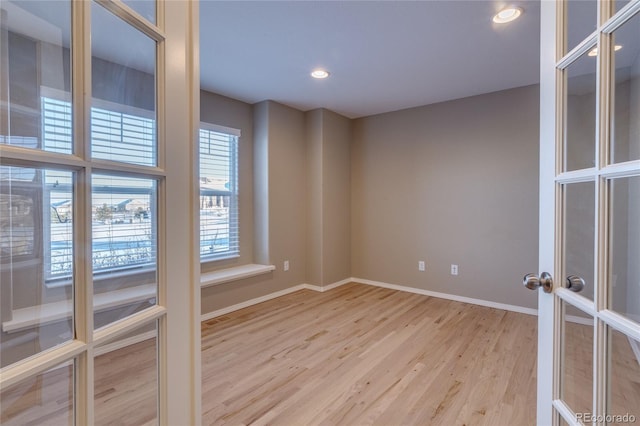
[451,264,459,275]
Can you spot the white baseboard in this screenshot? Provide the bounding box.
[322,278,352,291]
[301,278,352,293]
[200,278,352,322]
[351,277,538,316]
[201,284,308,322]
[199,277,540,322]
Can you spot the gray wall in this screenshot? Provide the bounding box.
[319,110,352,286]
[3,31,544,340]
[201,104,352,313]
[200,101,308,313]
[306,109,352,287]
[351,85,540,309]
[306,110,323,286]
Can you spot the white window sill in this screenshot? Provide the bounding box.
[200,264,275,288]
[2,284,155,333]
[4,265,274,332]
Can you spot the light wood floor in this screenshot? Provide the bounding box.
[201,283,538,425]
[4,283,639,425]
[1,338,157,426]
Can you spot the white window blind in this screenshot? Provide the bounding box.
[199,125,239,260]
[41,96,156,279]
[41,97,72,154]
[91,107,155,166]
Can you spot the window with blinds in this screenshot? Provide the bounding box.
[42,96,156,281]
[42,97,72,154]
[199,125,239,260]
[91,107,155,166]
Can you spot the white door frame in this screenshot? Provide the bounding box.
[538,0,559,422]
[163,0,201,424]
[0,1,200,424]
[538,1,640,425]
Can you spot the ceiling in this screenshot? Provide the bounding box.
[199,1,542,118]
[5,0,542,119]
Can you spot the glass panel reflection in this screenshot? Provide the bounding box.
[564,182,595,301]
[610,176,640,323]
[0,0,72,154]
[95,322,158,425]
[611,11,640,164]
[615,0,632,14]
[608,329,640,424]
[0,361,73,425]
[0,166,74,368]
[567,0,597,54]
[559,413,571,426]
[92,174,157,330]
[565,51,597,171]
[91,2,156,167]
[562,308,594,419]
[122,0,156,23]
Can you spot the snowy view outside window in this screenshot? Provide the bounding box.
[43,97,158,278]
[40,98,239,280]
[199,127,239,259]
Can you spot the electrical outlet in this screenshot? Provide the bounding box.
[284,260,290,271]
[451,264,459,275]
[418,261,425,271]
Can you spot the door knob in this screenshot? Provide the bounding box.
[565,275,585,292]
[523,272,553,293]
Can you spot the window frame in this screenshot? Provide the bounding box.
[40,87,159,286]
[198,122,240,263]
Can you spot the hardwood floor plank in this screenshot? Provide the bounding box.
[201,283,539,426]
[13,282,640,425]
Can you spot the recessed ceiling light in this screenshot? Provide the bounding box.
[311,69,330,79]
[493,7,523,24]
[587,45,623,57]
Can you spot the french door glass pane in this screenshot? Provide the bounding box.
[0,0,72,154]
[608,328,640,424]
[92,174,157,330]
[615,0,633,14]
[610,11,640,164]
[559,413,571,426]
[91,2,156,167]
[565,52,597,171]
[0,166,73,367]
[566,0,597,55]
[95,322,158,425]
[0,361,73,425]
[122,0,156,24]
[564,182,595,301]
[562,308,594,419]
[609,176,640,323]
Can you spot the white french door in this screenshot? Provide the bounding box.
[0,1,199,424]
[537,0,640,425]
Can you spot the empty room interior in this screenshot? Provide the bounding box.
[1,0,640,425]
